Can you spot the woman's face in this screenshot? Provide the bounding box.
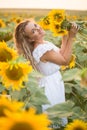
[25,21,45,42]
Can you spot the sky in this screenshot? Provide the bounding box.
[0,0,87,10]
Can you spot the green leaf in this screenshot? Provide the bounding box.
[71,107,87,120]
[24,70,50,108]
[11,88,26,100]
[0,83,5,92]
[0,28,13,41]
[65,83,73,93]
[47,101,74,118]
[29,86,50,105]
[62,68,80,81]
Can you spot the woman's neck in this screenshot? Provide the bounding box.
[34,39,46,48]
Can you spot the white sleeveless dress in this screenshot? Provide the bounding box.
[32,41,67,125]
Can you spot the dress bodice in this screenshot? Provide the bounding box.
[32,41,60,76]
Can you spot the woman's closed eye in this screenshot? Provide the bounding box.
[31,24,40,34]
[32,28,39,34]
[32,29,35,33]
[34,24,40,29]
[34,24,37,27]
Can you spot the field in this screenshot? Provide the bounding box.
[0,8,87,16]
[0,9,87,130]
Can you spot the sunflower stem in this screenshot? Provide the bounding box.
[75,62,83,69]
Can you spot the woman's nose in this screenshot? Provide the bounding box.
[36,27,41,32]
[37,26,40,30]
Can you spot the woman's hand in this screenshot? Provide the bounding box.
[69,23,79,38]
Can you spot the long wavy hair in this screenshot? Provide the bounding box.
[13,19,36,70]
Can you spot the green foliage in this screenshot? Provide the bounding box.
[73,39,87,68]
[60,68,87,121]
[0,28,13,41]
[0,12,87,128]
[10,71,49,113]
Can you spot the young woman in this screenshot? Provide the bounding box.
[14,19,78,126]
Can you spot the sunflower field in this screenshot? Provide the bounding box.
[0,9,87,130]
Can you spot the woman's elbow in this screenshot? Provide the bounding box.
[62,59,70,66]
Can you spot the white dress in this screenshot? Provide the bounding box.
[32,41,67,125]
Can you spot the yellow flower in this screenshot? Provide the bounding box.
[64,119,87,130]
[1,90,7,95]
[61,54,76,70]
[48,9,65,24]
[54,30,68,37]
[50,21,68,37]
[0,19,6,28]
[0,108,51,130]
[50,22,61,35]
[0,41,17,63]
[39,9,87,38]
[0,61,32,90]
[38,16,50,30]
[10,15,23,24]
[72,15,78,20]
[69,54,76,69]
[13,17,23,24]
[0,96,24,117]
[61,65,68,71]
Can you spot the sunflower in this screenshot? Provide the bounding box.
[38,16,50,30]
[0,96,24,117]
[12,17,23,24]
[50,21,68,37]
[48,9,65,24]
[61,65,68,71]
[64,119,87,130]
[61,54,76,70]
[0,41,17,63]
[10,13,24,23]
[50,22,61,35]
[0,108,51,130]
[0,61,32,90]
[0,19,6,28]
[53,29,68,37]
[69,54,76,69]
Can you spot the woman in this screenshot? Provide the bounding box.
[14,19,78,126]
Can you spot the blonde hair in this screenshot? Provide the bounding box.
[14,19,36,70]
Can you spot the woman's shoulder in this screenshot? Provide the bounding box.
[32,41,55,63]
[33,41,53,53]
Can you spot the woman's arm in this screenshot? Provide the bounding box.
[60,23,78,63]
[40,23,78,65]
[59,34,74,64]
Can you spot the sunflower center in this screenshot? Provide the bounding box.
[44,20,50,25]
[74,126,84,130]
[54,14,62,20]
[44,17,50,25]
[10,122,34,130]
[6,66,23,80]
[0,105,10,117]
[0,23,2,27]
[55,24,60,29]
[16,18,21,23]
[58,30,65,33]
[0,49,12,62]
